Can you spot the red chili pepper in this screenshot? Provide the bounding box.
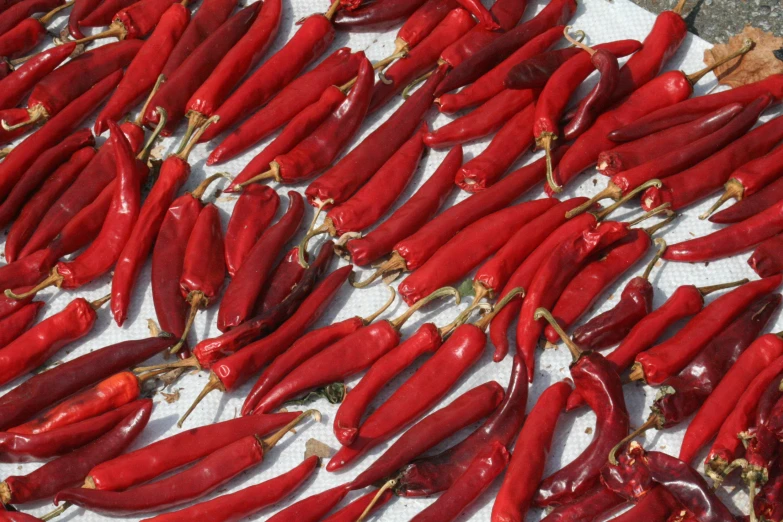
[393,0,458,58]
[257,247,306,314]
[411,442,509,522]
[435,0,576,96]
[266,484,351,522]
[93,4,189,135]
[597,103,745,177]
[54,411,318,515]
[0,295,108,386]
[540,484,624,522]
[68,0,97,38]
[218,192,304,332]
[77,0,136,26]
[399,198,558,305]
[0,287,34,320]
[0,68,121,203]
[505,46,582,90]
[0,334,173,430]
[439,26,562,114]
[0,401,143,463]
[183,0,282,138]
[0,399,151,505]
[712,173,783,225]
[356,150,567,288]
[0,129,93,229]
[203,48,362,159]
[606,488,681,522]
[533,308,630,507]
[0,1,71,59]
[346,145,459,267]
[0,302,42,349]
[333,0,426,30]
[323,489,392,522]
[5,146,96,264]
[368,8,475,112]
[0,107,32,144]
[85,412,299,491]
[750,234,783,277]
[195,4,339,144]
[140,456,319,522]
[333,322,442,447]
[0,0,61,36]
[454,102,535,192]
[631,276,781,384]
[143,3,260,135]
[306,63,445,208]
[491,381,571,522]
[642,109,783,214]
[425,87,535,144]
[70,0,178,43]
[225,185,280,278]
[234,57,374,189]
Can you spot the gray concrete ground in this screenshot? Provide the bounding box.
[630,0,782,43]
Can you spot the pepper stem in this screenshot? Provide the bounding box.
[697,278,749,296]
[594,179,663,220]
[191,172,231,200]
[642,239,667,280]
[41,502,70,520]
[474,288,525,331]
[1,104,49,131]
[608,415,658,465]
[90,293,111,310]
[699,179,744,220]
[40,0,75,25]
[440,303,493,337]
[357,479,397,522]
[0,147,11,159]
[298,199,335,268]
[565,183,623,219]
[538,133,560,193]
[672,0,688,15]
[176,115,220,160]
[563,26,594,55]
[171,291,207,354]
[177,372,224,428]
[62,20,127,44]
[628,363,646,382]
[136,75,165,127]
[401,68,435,98]
[627,202,672,227]
[351,252,408,288]
[686,39,754,85]
[534,307,582,361]
[749,474,759,522]
[324,0,341,20]
[137,107,168,163]
[259,409,322,451]
[180,111,207,154]
[362,285,396,324]
[4,268,63,300]
[470,280,492,309]
[389,287,460,330]
[643,212,677,236]
[134,355,200,374]
[234,161,282,189]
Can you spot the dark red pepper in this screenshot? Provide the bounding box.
[505,46,582,90]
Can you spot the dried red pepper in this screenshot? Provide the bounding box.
[67,0,178,44]
[0,302,41,349]
[750,234,783,277]
[266,484,351,522]
[505,46,582,90]
[225,185,280,277]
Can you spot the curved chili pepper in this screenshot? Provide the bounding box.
[399,198,558,305]
[0,4,71,61]
[345,145,459,267]
[142,457,316,522]
[454,102,534,192]
[306,63,444,209]
[439,26,562,114]
[183,0,282,139]
[323,489,392,522]
[54,410,318,515]
[333,0,426,30]
[68,0,177,43]
[67,0,97,38]
[0,43,75,110]
[425,87,535,144]
[596,103,745,178]
[0,399,151,505]
[257,247,306,314]
[217,192,304,332]
[85,412,298,491]
[5,146,96,264]
[350,380,504,490]
[750,234,783,277]
[0,68,121,203]
[356,150,566,288]
[234,57,374,189]
[195,5,338,144]
[0,250,55,292]
[631,276,781,384]
[225,185,279,277]
[203,48,362,159]
[0,129,93,229]
[0,0,61,36]
[505,46,582,90]
[0,302,41,349]
[435,0,576,96]
[642,108,783,214]
[368,8,474,112]
[93,4,189,135]
[0,401,143,463]
[266,484,351,522]
[143,3,259,135]
[491,380,571,522]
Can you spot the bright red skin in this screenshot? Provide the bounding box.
[225,185,280,277]
[0,43,75,109]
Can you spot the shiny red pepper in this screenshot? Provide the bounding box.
[0,1,70,58]
[0,288,34,321]
[225,185,279,277]
[393,0,458,57]
[333,0,427,30]
[0,302,41,349]
[0,36,73,93]
[77,0,137,26]
[750,234,783,277]
[541,484,624,522]
[0,0,61,36]
[71,0,178,43]
[266,484,351,522]
[256,247,306,314]
[712,173,783,225]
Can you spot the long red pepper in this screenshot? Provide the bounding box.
[0,290,34,321]
[332,0,427,30]
[540,484,624,522]
[0,399,151,505]
[391,0,459,58]
[143,3,259,135]
[68,0,97,37]
[196,2,341,143]
[256,247,305,314]
[712,172,783,224]
[605,488,681,522]
[346,145,459,267]
[0,302,41,349]
[266,484,351,522]
[0,1,71,58]
[0,0,62,36]
[93,4,190,135]
[141,456,318,522]
[225,185,280,277]
[505,46,582,90]
[399,198,558,305]
[305,64,445,208]
[0,42,75,110]
[323,489,392,522]
[67,0,178,43]
[631,275,781,384]
[491,381,571,522]
[54,410,318,515]
[77,0,137,26]
[750,234,783,277]
[454,102,535,192]
[84,412,299,491]
[217,192,304,332]
[0,69,121,202]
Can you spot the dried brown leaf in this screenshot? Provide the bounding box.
[704,26,783,88]
[305,438,333,460]
[160,389,181,404]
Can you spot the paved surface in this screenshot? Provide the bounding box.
[630,0,782,43]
